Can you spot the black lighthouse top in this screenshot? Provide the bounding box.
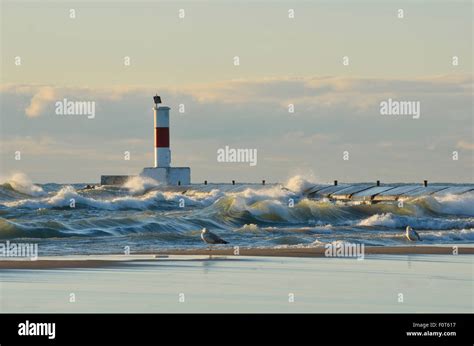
[153,94,162,105]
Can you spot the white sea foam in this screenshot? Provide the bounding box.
[1,173,46,197]
[433,193,474,216]
[4,186,165,210]
[357,212,474,230]
[4,185,223,210]
[237,223,261,232]
[123,176,161,194]
[420,229,474,242]
[285,175,317,194]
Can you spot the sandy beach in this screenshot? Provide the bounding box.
[0,246,472,313]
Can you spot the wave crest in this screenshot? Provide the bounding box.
[0,173,46,197]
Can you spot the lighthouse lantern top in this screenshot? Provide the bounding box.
[153,94,162,105]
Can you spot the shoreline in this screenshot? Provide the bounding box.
[2,248,472,313]
[154,245,472,257]
[0,246,472,269]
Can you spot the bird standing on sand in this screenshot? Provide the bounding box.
[201,228,228,250]
[406,226,422,241]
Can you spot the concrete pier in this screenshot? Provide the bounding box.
[305,183,473,202]
[100,175,135,185]
[140,167,190,185]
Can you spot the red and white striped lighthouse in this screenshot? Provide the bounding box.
[153,95,171,168]
[138,95,190,185]
[103,94,190,185]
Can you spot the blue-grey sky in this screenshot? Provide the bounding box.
[1,0,472,183]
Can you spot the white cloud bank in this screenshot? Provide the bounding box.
[1,74,471,118]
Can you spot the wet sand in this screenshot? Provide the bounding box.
[155,245,473,258]
[0,252,472,313]
[0,246,471,269]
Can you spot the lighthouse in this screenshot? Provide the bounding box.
[153,95,171,167]
[139,95,191,185]
[100,94,191,186]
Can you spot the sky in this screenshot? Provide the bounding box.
[0,0,473,183]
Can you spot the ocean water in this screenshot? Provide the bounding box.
[0,174,473,256]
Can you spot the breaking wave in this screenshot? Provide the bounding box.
[0,173,46,198]
[0,174,473,249]
[357,212,474,230]
[2,185,222,211]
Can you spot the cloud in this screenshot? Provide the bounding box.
[178,74,471,111]
[25,86,57,117]
[2,74,470,118]
[1,84,150,118]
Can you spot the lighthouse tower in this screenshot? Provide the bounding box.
[153,95,171,167]
[139,95,191,185]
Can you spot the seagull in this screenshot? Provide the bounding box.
[406,226,422,241]
[201,228,228,250]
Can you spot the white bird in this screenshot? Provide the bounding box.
[201,228,228,250]
[406,226,422,241]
